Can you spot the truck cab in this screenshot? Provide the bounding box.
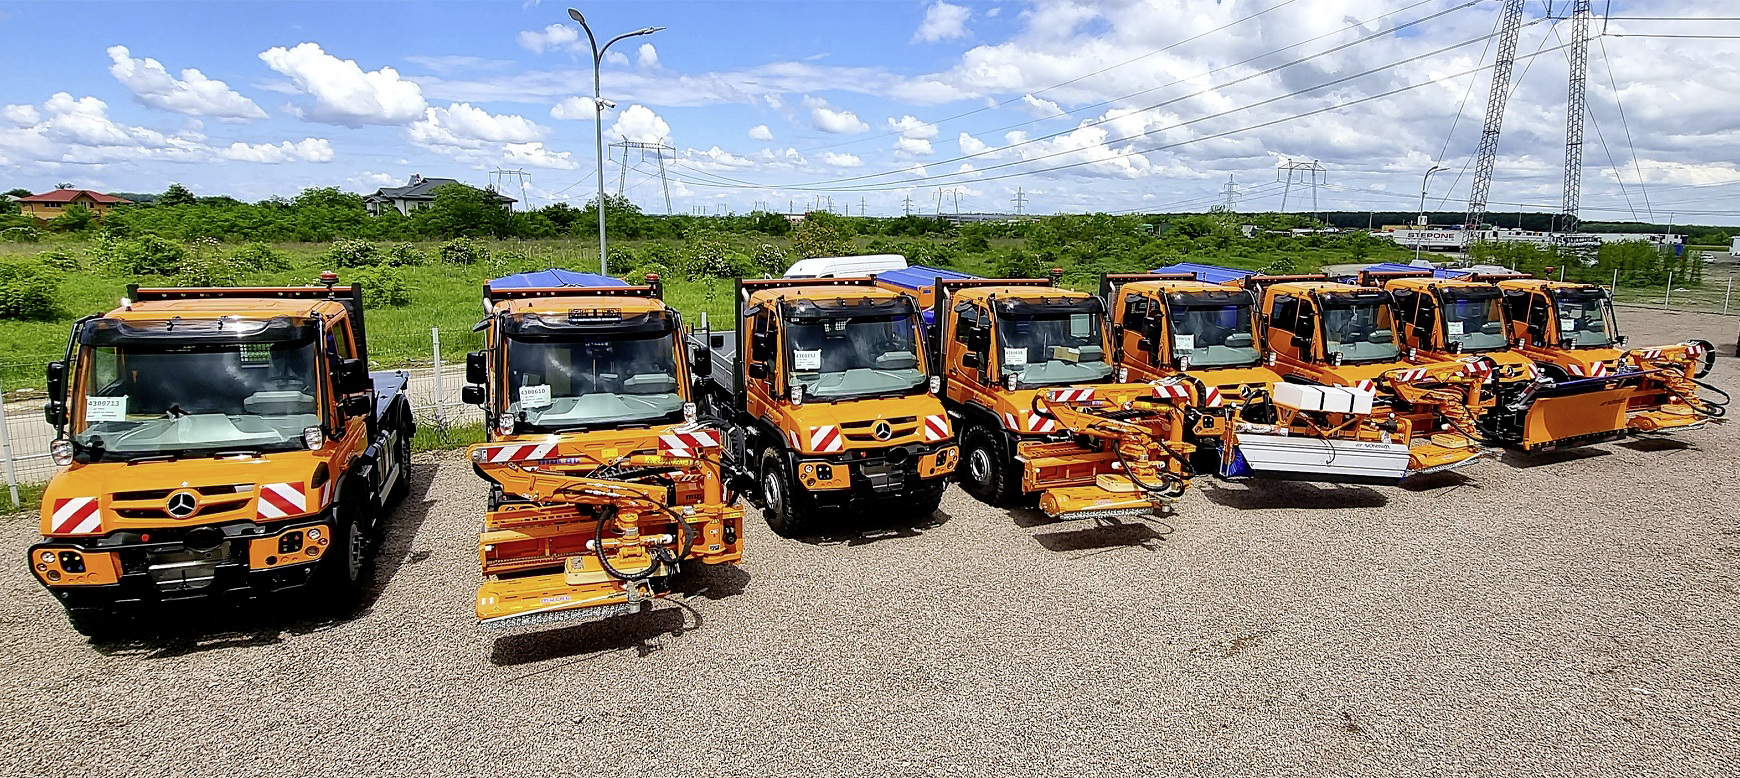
[461,270,743,627]
[883,270,1194,519]
[30,276,415,637]
[1496,278,1720,436]
[689,278,956,537]
[1248,274,1489,475]
[1102,271,1415,483]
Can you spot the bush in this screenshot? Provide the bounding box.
[346,266,411,307]
[229,242,289,270]
[0,260,59,320]
[112,234,187,275]
[174,252,244,287]
[48,204,97,233]
[326,239,382,268]
[993,248,1047,279]
[483,248,540,278]
[1,225,41,243]
[383,242,427,267]
[751,243,789,276]
[684,233,749,279]
[791,215,853,258]
[440,237,490,266]
[38,247,79,271]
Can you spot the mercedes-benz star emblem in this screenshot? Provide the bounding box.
[872,420,894,441]
[166,491,198,519]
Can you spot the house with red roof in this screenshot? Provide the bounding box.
[17,189,132,221]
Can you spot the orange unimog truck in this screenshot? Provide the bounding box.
[1493,276,1725,438]
[29,275,416,637]
[1221,268,1491,475]
[878,268,1195,520]
[1100,271,1418,483]
[460,270,743,629]
[687,277,957,537]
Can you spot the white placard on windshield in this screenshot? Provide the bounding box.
[1446,321,1464,336]
[1173,334,1196,351]
[1003,347,1028,367]
[1559,318,1575,331]
[86,396,127,422]
[793,350,822,371]
[519,384,552,408]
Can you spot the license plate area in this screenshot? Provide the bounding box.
[146,542,233,592]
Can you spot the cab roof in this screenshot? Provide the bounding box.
[1122,278,1233,296]
[106,296,345,320]
[1264,280,1363,295]
[952,285,1091,303]
[748,283,905,305]
[495,294,666,316]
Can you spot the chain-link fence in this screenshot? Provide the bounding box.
[0,327,484,510]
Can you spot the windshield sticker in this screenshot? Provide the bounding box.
[793,349,822,371]
[86,395,127,422]
[519,384,552,408]
[1446,321,1464,336]
[1003,347,1028,368]
[1559,318,1575,332]
[1173,334,1196,351]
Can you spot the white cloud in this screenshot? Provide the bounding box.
[217,138,334,163]
[603,51,630,67]
[517,23,580,54]
[958,131,990,155]
[822,152,863,168]
[550,96,600,121]
[107,46,266,121]
[258,43,426,126]
[411,102,548,148]
[504,141,579,170]
[914,2,971,43]
[609,104,671,143]
[749,124,774,141]
[685,145,757,171]
[894,136,934,156]
[886,114,938,140]
[1018,93,1063,119]
[638,43,660,70]
[805,96,868,134]
[3,104,42,126]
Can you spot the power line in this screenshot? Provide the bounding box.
[1596,34,1652,220]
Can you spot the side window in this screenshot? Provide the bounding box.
[954,306,980,345]
[327,317,355,359]
[1527,293,1552,334]
[1270,295,1300,334]
[1411,294,1435,330]
[1122,293,1150,336]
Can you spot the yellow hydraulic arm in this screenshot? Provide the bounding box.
[1026,382,1197,520]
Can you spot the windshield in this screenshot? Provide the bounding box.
[1321,299,1401,363]
[74,339,321,459]
[997,310,1112,386]
[506,331,683,430]
[1168,296,1260,368]
[786,314,926,400]
[1441,291,1508,351]
[1553,290,1618,348]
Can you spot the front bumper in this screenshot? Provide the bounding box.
[27,512,335,609]
[796,442,957,503]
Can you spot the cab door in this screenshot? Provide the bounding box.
[944,302,992,407]
[743,307,782,420]
[1264,293,1317,368]
[1115,290,1163,376]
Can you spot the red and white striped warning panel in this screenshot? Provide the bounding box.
[316,480,335,510]
[1686,342,1704,357]
[50,497,101,535]
[923,414,949,442]
[480,442,558,463]
[1636,348,1662,360]
[1568,362,1609,378]
[1152,383,1192,402]
[1349,379,1378,393]
[1389,368,1429,384]
[1028,412,1058,433]
[1002,412,1020,431]
[1461,361,1493,378]
[1046,388,1096,403]
[809,425,844,453]
[1203,387,1223,407]
[256,482,308,520]
[659,430,720,457]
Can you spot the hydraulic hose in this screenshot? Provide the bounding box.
[591,498,695,582]
[1113,443,1188,499]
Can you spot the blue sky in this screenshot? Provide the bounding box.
[5,1,1739,223]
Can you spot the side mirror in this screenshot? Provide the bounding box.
[45,361,66,400]
[962,352,982,369]
[43,402,66,427]
[338,357,370,394]
[461,385,485,406]
[692,343,712,371]
[1291,334,1312,351]
[465,351,487,385]
[342,394,371,417]
[1137,336,1157,356]
[748,362,769,380]
[968,326,990,352]
[751,331,774,362]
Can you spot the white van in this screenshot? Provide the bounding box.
[783,254,907,279]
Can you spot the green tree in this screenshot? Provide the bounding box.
[159,183,197,206]
[49,204,97,233]
[412,184,511,238]
[791,214,854,258]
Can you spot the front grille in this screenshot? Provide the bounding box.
[841,416,919,442]
[113,498,250,520]
[113,483,251,502]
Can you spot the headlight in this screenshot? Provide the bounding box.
[40,550,55,564]
[929,375,942,394]
[302,426,325,451]
[1117,367,1128,383]
[50,439,73,466]
[1005,373,1019,392]
[790,385,804,406]
[683,402,697,423]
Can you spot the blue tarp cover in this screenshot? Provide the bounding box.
[487,269,627,290]
[1150,262,1256,284]
[873,264,980,291]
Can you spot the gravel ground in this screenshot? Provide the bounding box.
[2,308,1736,778]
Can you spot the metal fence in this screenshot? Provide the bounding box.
[0,327,482,509]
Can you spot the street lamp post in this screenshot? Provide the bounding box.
[1416,164,1449,262]
[568,8,663,277]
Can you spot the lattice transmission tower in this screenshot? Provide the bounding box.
[1465,0,1525,227]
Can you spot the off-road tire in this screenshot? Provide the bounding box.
[384,413,414,507]
[759,450,812,538]
[311,494,368,612]
[909,481,946,518]
[958,425,1018,506]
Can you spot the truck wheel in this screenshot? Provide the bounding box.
[313,496,368,610]
[911,482,945,518]
[759,450,811,538]
[65,607,124,641]
[959,426,1017,506]
[384,414,413,507]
